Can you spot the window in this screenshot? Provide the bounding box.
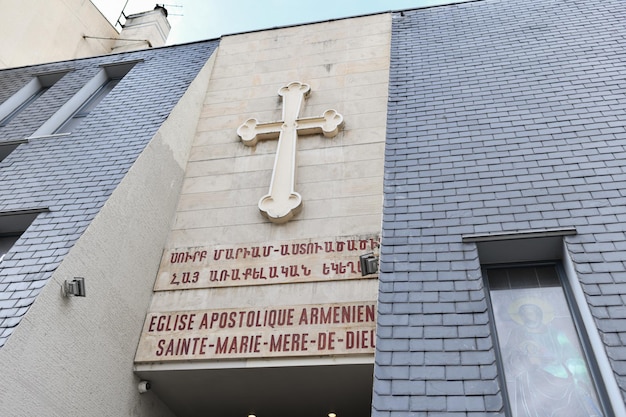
[54,77,121,134]
[484,264,610,417]
[0,71,67,127]
[0,209,47,263]
[0,234,21,262]
[31,61,137,137]
[0,87,47,127]
[0,139,27,163]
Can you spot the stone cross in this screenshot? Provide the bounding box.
[237,81,344,224]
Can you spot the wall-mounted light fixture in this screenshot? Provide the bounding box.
[63,277,86,297]
[138,380,151,393]
[359,253,378,276]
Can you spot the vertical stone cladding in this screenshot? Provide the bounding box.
[375,0,626,415]
[152,14,392,320]
[0,40,218,347]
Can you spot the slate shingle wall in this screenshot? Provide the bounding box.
[0,40,218,347]
[375,0,626,415]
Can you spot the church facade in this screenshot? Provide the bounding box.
[0,0,625,416]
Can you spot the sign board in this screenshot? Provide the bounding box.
[154,235,379,291]
[135,302,376,362]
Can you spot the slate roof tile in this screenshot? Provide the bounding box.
[377,1,626,412]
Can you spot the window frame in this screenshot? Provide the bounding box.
[0,208,49,264]
[54,77,121,134]
[0,86,49,127]
[483,261,614,417]
[0,71,68,128]
[0,233,23,262]
[31,60,139,137]
[0,139,28,163]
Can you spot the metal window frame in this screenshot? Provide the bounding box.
[0,208,49,263]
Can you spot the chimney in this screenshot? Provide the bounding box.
[111,6,171,54]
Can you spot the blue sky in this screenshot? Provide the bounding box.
[92,0,469,44]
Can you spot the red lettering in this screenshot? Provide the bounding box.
[291,333,308,351]
[231,268,240,281]
[299,308,308,325]
[199,313,209,329]
[253,267,267,280]
[365,304,375,322]
[269,266,278,278]
[148,316,158,332]
[215,335,262,354]
[346,330,375,349]
[269,333,308,352]
[321,307,333,324]
[270,334,283,352]
[228,337,239,353]
[310,307,319,324]
[155,337,209,356]
[152,314,196,331]
[317,332,336,350]
[220,270,228,281]
[215,337,228,354]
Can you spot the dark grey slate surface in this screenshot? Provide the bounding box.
[375,0,626,415]
[0,40,218,347]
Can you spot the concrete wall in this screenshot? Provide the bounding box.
[0,0,117,68]
[112,8,171,54]
[0,50,216,417]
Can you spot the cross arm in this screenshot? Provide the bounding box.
[237,119,284,146]
[296,109,344,138]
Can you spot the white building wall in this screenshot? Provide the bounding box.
[0,0,117,68]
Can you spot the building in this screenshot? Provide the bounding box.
[1,0,626,416]
[0,0,169,68]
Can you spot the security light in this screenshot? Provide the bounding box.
[359,253,378,276]
[63,277,86,297]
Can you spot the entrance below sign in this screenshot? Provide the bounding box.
[135,362,373,417]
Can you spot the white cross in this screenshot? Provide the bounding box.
[237,82,344,223]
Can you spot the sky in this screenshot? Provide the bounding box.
[92,0,469,45]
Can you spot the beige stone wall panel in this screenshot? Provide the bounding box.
[150,279,379,312]
[138,14,391,366]
[167,213,383,247]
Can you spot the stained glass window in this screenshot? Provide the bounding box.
[485,265,607,417]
